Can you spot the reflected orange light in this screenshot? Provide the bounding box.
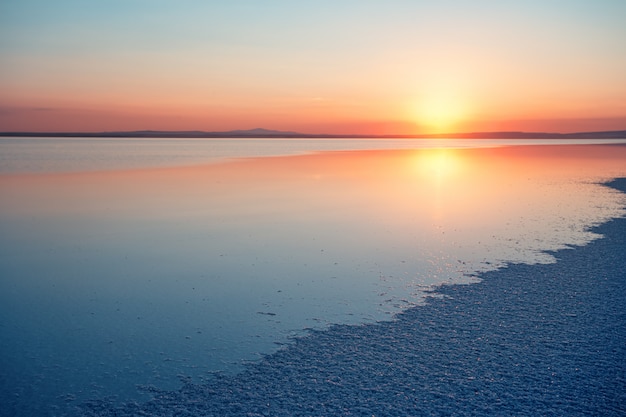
[413,149,464,184]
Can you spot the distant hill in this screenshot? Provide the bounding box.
[1,128,626,139]
[0,128,304,138]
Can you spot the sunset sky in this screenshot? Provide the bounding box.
[1,0,625,135]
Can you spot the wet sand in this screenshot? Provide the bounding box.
[81,179,626,416]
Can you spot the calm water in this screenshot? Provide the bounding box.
[1,138,626,415]
[2,137,626,174]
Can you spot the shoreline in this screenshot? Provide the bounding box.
[2,129,626,139]
[81,179,626,416]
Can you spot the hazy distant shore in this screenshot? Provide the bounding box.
[2,128,626,139]
[81,179,626,416]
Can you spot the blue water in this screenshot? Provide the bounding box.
[1,138,626,416]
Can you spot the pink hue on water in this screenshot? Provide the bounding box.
[1,140,626,413]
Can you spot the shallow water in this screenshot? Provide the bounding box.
[2,136,626,174]
[1,140,626,415]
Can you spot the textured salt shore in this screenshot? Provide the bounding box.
[80,180,626,417]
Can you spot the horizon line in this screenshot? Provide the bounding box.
[1,127,626,140]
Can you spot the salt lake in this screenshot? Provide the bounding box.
[1,138,626,416]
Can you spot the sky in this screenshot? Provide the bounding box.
[1,0,626,135]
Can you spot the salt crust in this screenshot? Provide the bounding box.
[77,180,626,417]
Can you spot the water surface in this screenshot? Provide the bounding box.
[2,136,626,174]
[1,139,625,415]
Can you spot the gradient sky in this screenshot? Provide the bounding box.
[1,0,626,134]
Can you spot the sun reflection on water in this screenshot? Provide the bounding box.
[413,148,464,184]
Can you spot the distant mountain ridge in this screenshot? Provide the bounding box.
[0,128,303,138]
[1,128,626,139]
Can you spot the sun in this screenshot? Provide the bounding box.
[412,92,469,135]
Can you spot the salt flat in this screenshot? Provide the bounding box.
[81,179,626,416]
[2,142,626,417]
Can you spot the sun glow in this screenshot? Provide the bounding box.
[413,93,469,135]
